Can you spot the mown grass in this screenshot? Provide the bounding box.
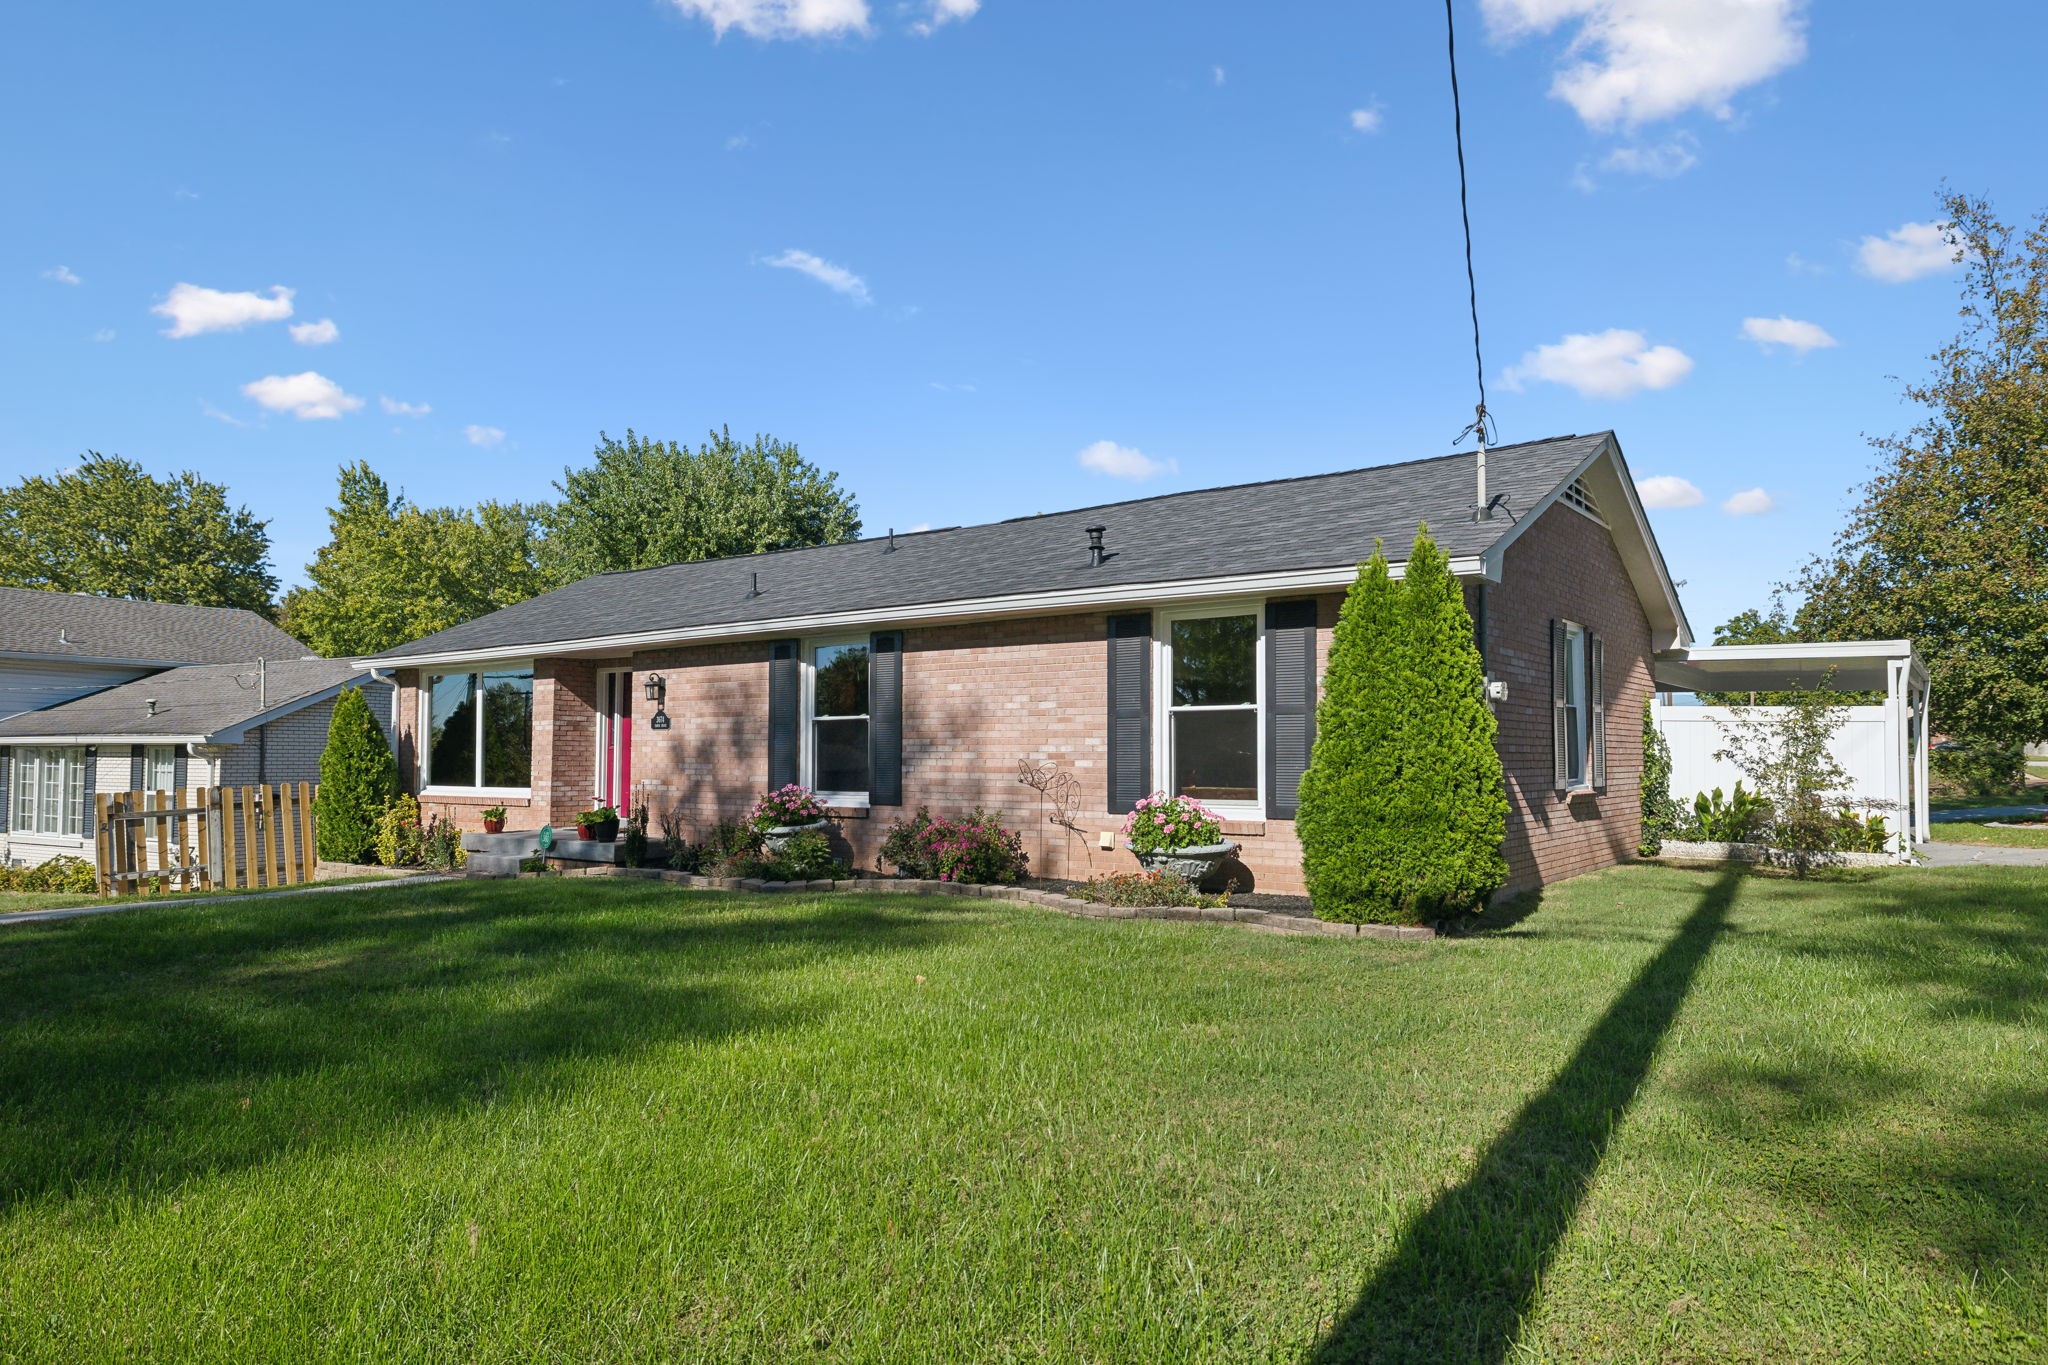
[0,873,404,917]
[1,866,2042,1363]
[1931,820,2048,848]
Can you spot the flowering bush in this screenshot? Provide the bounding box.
[1121,793,1224,856]
[881,807,1029,884]
[1079,870,1226,909]
[751,784,827,831]
[0,855,97,894]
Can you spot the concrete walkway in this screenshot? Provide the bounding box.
[0,873,455,928]
[1915,841,2048,867]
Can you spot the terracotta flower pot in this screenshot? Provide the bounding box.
[483,818,506,835]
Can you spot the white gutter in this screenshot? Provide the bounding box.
[362,557,1495,670]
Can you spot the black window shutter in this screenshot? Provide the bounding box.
[868,631,904,806]
[0,748,10,833]
[174,749,189,796]
[129,745,144,792]
[768,640,801,791]
[1106,613,1152,815]
[1265,599,1318,820]
[1589,632,1608,793]
[81,747,96,824]
[1551,620,1571,792]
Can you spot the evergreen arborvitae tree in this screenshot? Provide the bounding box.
[1395,528,1507,915]
[316,686,400,864]
[1297,541,1411,921]
[1297,526,1507,923]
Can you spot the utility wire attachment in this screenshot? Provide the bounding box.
[1443,0,1499,518]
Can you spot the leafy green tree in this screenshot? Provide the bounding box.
[0,453,275,611]
[540,428,860,585]
[315,686,400,864]
[282,463,547,656]
[1639,702,1680,856]
[1796,189,2048,749]
[1298,527,1506,924]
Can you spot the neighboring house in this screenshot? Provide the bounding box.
[364,431,1690,896]
[0,589,391,867]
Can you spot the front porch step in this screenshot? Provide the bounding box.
[464,852,530,876]
[547,837,620,863]
[461,830,544,856]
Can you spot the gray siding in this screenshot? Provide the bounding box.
[0,661,152,723]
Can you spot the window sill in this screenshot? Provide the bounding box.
[1563,785,1600,803]
[421,788,532,803]
[824,805,870,820]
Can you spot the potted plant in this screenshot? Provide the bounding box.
[575,805,620,842]
[750,784,829,855]
[1123,793,1237,888]
[480,805,508,835]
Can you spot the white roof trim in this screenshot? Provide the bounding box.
[1654,640,1927,694]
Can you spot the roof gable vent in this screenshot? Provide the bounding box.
[1560,476,1606,525]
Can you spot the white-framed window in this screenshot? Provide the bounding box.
[1562,621,1589,787]
[12,746,87,837]
[422,665,534,793]
[1158,603,1263,814]
[145,745,177,792]
[804,636,871,805]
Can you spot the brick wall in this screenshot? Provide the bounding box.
[397,502,1652,898]
[1486,503,1653,892]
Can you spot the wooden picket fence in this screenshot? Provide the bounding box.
[93,783,318,897]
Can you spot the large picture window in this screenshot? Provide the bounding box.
[426,668,533,790]
[12,747,87,837]
[1166,611,1259,806]
[810,641,870,800]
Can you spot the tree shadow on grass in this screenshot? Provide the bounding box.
[1309,866,1742,1364]
[0,880,969,1216]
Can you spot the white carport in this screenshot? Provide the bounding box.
[1651,640,1931,856]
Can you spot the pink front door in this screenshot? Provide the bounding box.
[599,671,633,809]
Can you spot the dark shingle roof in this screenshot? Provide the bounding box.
[0,657,371,741]
[373,432,1611,662]
[0,588,306,665]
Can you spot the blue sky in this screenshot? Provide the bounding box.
[5,1,2043,635]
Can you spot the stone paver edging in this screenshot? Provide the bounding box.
[537,865,1437,941]
[0,873,457,928]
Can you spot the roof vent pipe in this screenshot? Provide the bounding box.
[145,698,159,717]
[1086,526,1107,567]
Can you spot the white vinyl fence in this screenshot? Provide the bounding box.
[1652,704,1912,857]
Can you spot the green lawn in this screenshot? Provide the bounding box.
[0,874,404,917]
[1930,820,2048,849]
[2,869,2043,1363]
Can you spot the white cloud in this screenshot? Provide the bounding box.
[153,283,294,338]
[667,0,869,39]
[1349,106,1383,133]
[911,0,977,34]
[1635,474,1705,509]
[1479,0,1809,129]
[1076,440,1175,481]
[240,371,363,420]
[1740,315,1837,355]
[1212,66,1227,86]
[200,401,250,427]
[761,248,871,304]
[464,424,507,448]
[1785,251,1825,276]
[91,329,116,343]
[1599,134,1697,178]
[1855,220,1958,283]
[42,265,81,286]
[1503,328,1693,398]
[289,317,340,346]
[380,396,431,417]
[1722,487,1775,516]
[725,133,752,151]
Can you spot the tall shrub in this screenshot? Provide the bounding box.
[1297,527,1507,924]
[1297,543,1409,921]
[1640,702,1680,856]
[316,686,399,864]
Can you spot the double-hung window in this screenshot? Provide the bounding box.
[145,745,177,792]
[808,639,871,803]
[424,667,534,791]
[12,747,87,837]
[1163,608,1261,809]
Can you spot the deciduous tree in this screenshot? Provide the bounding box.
[540,428,860,585]
[0,453,275,611]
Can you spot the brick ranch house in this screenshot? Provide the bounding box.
[362,431,1691,896]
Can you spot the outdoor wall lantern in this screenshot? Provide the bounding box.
[644,673,672,731]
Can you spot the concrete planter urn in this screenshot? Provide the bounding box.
[762,819,829,855]
[1129,841,1239,887]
